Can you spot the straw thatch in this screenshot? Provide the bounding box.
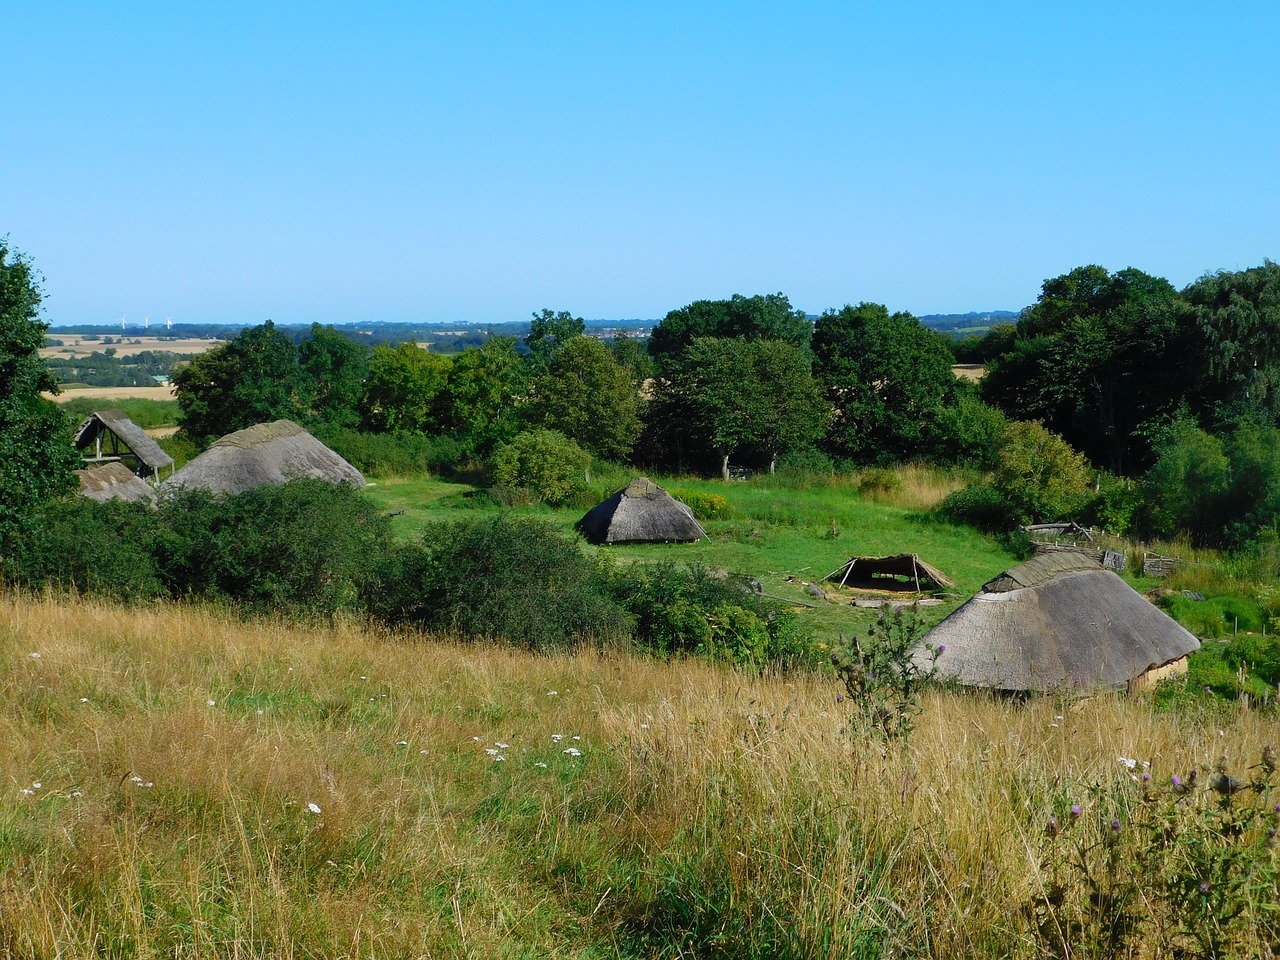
[917,551,1200,693]
[578,477,705,545]
[824,554,954,592]
[162,420,365,496]
[76,462,157,505]
[74,410,174,478]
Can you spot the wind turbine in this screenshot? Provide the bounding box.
[165,317,172,331]
[119,315,126,331]
[143,315,150,330]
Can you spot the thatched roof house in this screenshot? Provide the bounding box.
[76,462,157,505]
[915,552,1199,694]
[162,420,365,496]
[824,554,954,592]
[74,410,175,480]
[578,477,706,545]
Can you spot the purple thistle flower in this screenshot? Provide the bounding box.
[937,644,946,654]
[1199,882,1211,896]
[1172,775,1181,786]
[1070,804,1082,818]
[1142,771,1151,782]
[1046,815,1060,838]
[836,694,843,703]
[1110,819,1122,833]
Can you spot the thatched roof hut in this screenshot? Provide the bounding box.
[824,554,954,592]
[578,477,705,545]
[76,462,157,505]
[162,420,365,496]
[915,552,1199,694]
[74,410,174,480]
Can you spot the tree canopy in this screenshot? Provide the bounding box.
[813,303,955,464]
[359,343,451,434]
[0,241,79,547]
[526,336,641,461]
[648,293,811,368]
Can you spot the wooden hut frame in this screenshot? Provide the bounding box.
[74,410,175,483]
[823,554,954,592]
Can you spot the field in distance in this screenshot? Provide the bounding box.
[41,335,222,359]
[47,384,178,402]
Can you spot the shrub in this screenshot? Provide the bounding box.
[833,607,938,742]
[368,515,631,650]
[4,498,163,600]
[489,430,590,505]
[311,424,464,477]
[935,481,1018,532]
[929,390,1008,469]
[669,489,730,521]
[605,562,811,669]
[155,479,391,617]
[857,467,902,496]
[992,420,1091,524]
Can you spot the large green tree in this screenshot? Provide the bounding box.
[441,337,528,456]
[980,266,1183,473]
[0,241,79,547]
[359,343,451,434]
[526,336,641,461]
[172,320,311,445]
[813,303,955,464]
[524,309,585,370]
[299,323,370,425]
[653,337,827,480]
[648,293,811,369]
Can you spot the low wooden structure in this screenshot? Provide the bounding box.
[74,410,175,482]
[823,554,954,592]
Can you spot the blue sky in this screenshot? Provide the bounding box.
[4,2,1278,326]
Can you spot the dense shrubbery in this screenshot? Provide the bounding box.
[489,429,590,505]
[368,515,631,650]
[312,424,466,477]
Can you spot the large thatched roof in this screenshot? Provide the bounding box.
[162,420,365,496]
[76,462,157,505]
[824,553,954,591]
[916,552,1200,692]
[578,477,705,545]
[74,410,174,476]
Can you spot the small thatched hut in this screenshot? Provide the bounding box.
[823,554,953,592]
[76,462,157,505]
[578,477,705,545]
[162,420,365,496]
[915,552,1199,694]
[74,410,175,481]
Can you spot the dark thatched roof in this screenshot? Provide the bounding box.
[823,553,954,591]
[915,552,1200,693]
[74,410,174,474]
[76,462,157,505]
[578,477,705,545]
[162,420,365,496]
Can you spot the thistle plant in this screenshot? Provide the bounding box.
[832,606,939,742]
[1029,747,1280,959]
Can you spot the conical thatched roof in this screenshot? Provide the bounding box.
[916,552,1199,693]
[578,477,705,545]
[162,420,365,496]
[76,462,157,504]
[824,553,953,591]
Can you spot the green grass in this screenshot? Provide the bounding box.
[57,396,181,429]
[361,471,1018,645]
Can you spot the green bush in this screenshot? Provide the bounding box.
[935,481,1017,532]
[669,489,730,521]
[311,424,464,477]
[154,480,391,617]
[857,467,902,495]
[368,515,631,650]
[4,498,163,600]
[489,429,590,505]
[992,420,1091,524]
[605,562,811,669]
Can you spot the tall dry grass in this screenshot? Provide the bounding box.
[2,590,1276,957]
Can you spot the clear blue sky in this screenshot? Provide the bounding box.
[4,2,1278,326]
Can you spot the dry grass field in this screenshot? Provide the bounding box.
[40,335,221,359]
[3,590,1277,958]
[44,384,177,402]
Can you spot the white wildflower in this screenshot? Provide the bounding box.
[485,748,500,756]
[79,697,89,703]
[307,802,322,815]
[32,782,41,790]
[27,652,41,660]
[395,739,408,747]
[547,690,558,697]
[640,723,649,729]
[495,741,509,749]
[1117,756,1137,770]
[572,735,581,741]
[69,791,82,798]
[551,734,564,743]
[563,747,582,757]
[207,699,216,707]
[494,755,506,762]
[535,762,548,769]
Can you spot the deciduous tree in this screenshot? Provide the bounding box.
[526,336,641,461]
[648,293,811,368]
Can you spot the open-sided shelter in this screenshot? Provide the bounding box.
[162,420,365,496]
[76,462,157,505]
[914,552,1199,694]
[578,477,706,545]
[74,410,175,482]
[823,554,954,592]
